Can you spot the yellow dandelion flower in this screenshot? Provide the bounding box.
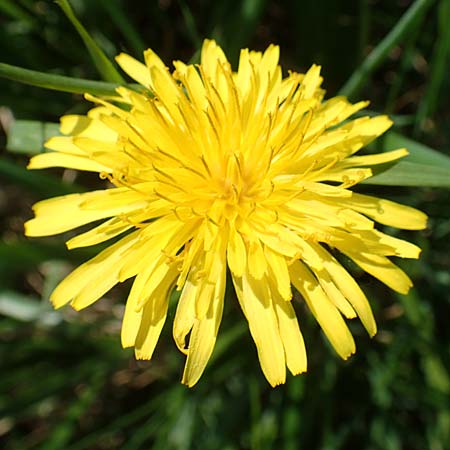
[25,40,427,387]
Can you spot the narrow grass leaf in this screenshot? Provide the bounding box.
[97,0,146,56]
[0,158,80,196]
[362,160,450,187]
[56,0,124,83]
[414,0,450,134]
[339,0,435,99]
[0,62,120,95]
[178,0,202,47]
[383,131,450,168]
[0,0,34,22]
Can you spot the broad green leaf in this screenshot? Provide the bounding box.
[384,131,450,168]
[0,62,121,95]
[363,161,450,187]
[56,0,124,84]
[7,120,60,155]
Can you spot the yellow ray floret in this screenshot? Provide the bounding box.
[25,39,427,387]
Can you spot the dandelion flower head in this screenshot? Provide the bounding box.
[25,40,427,386]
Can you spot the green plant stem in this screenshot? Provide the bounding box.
[0,62,121,96]
[339,0,435,99]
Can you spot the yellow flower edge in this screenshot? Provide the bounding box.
[25,40,427,387]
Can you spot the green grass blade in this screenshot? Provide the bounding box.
[362,160,450,187]
[383,131,450,168]
[42,368,107,450]
[385,21,423,114]
[65,391,170,450]
[56,0,124,83]
[97,0,146,56]
[0,62,120,95]
[339,0,435,99]
[414,0,450,134]
[0,158,80,197]
[178,0,203,48]
[0,0,34,22]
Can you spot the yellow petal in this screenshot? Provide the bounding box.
[265,246,292,301]
[341,193,428,230]
[25,190,142,236]
[134,264,178,360]
[66,217,132,249]
[115,52,151,87]
[28,152,110,172]
[227,226,247,277]
[299,64,322,100]
[143,48,167,72]
[195,231,227,318]
[233,272,286,386]
[313,267,357,319]
[345,251,413,294]
[173,278,197,355]
[246,236,267,280]
[181,254,226,387]
[273,292,307,375]
[338,148,408,168]
[60,114,117,141]
[121,284,142,348]
[354,229,422,258]
[311,243,376,336]
[289,260,356,359]
[50,231,139,309]
[44,136,86,155]
[201,39,228,79]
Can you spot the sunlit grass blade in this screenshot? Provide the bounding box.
[339,0,434,99]
[56,0,124,83]
[0,62,121,95]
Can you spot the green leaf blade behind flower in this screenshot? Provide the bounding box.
[0,158,81,197]
[363,161,450,188]
[362,131,450,187]
[0,62,121,96]
[56,0,124,84]
[384,131,450,169]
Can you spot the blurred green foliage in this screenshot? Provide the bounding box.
[1,1,450,449]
